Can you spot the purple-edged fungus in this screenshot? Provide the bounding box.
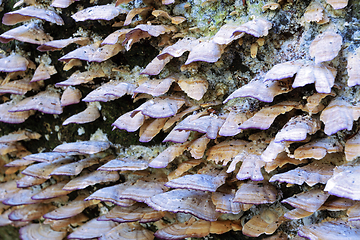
[282,189,330,214]
[0,22,52,45]
[139,118,168,142]
[50,156,99,176]
[325,0,348,9]
[9,203,55,222]
[320,98,360,135]
[242,209,286,237]
[264,59,337,93]
[59,42,123,63]
[211,191,249,214]
[123,24,176,51]
[224,79,292,103]
[0,129,41,143]
[98,203,165,223]
[98,157,149,171]
[62,170,119,191]
[62,103,100,125]
[112,111,146,132]
[152,9,186,25]
[21,157,73,179]
[30,63,57,82]
[165,169,227,192]
[60,87,82,106]
[309,31,342,64]
[345,130,360,161]
[9,90,63,114]
[347,47,360,87]
[219,108,249,136]
[233,181,277,204]
[99,222,154,240]
[304,2,329,24]
[294,136,343,160]
[124,7,152,26]
[207,140,248,165]
[53,140,110,154]
[67,218,118,239]
[134,77,175,97]
[325,163,360,200]
[37,37,89,52]
[0,54,29,72]
[31,181,72,200]
[22,152,68,163]
[270,154,342,186]
[2,6,64,25]
[188,134,210,159]
[148,142,189,168]
[240,101,298,130]
[148,189,220,221]
[71,5,128,22]
[154,218,241,240]
[16,175,47,188]
[43,195,99,220]
[274,115,320,143]
[86,184,137,207]
[298,220,360,240]
[19,224,67,240]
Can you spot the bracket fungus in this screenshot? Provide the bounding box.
[0,0,360,239]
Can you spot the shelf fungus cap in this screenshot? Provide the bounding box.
[184,40,224,65]
[325,0,348,9]
[211,191,246,214]
[22,152,68,163]
[0,54,29,72]
[310,31,342,64]
[31,63,57,82]
[325,163,360,200]
[43,196,99,220]
[50,156,99,176]
[62,171,120,191]
[99,222,154,240]
[240,101,298,130]
[138,97,185,118]
[0,129,41,143]
[298,220,360,240]
[53,140,110,154]
[134,77,175,97]
[59,42,123,63]
[320,98,359,135]
[67,218,118,239]
[224,79,292,103]
[31,181,71,200]
[86,184,137,207]
[60,87,82,106]
[9,90,63,115]
[177,76,208,101]
[37,37,89,52]
[98,203,165,223]
[207,140,248,165]
[148,142,189,168]
[158,38,200,59]
[62,103,100,125]
[112,111,146,132]
[242,209,286,237]
[347,47,360,87]
[233,181,277,204]
[21,157,73,179]
[165,170,227,192]
[148,189,220,221]
[19,224,67,240]
[282,189,330,213]
[2,6,64,25]
[270,155,340,186]
[84,81,131,102]
[98,157,150,171]
[231,18,272,38]
[71,4,128,21]
[274,115,320,143]
[294,136,343,160]
[0,22,52,45]
[345,130,360,161]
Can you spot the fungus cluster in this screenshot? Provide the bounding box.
[0,0,360,239]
